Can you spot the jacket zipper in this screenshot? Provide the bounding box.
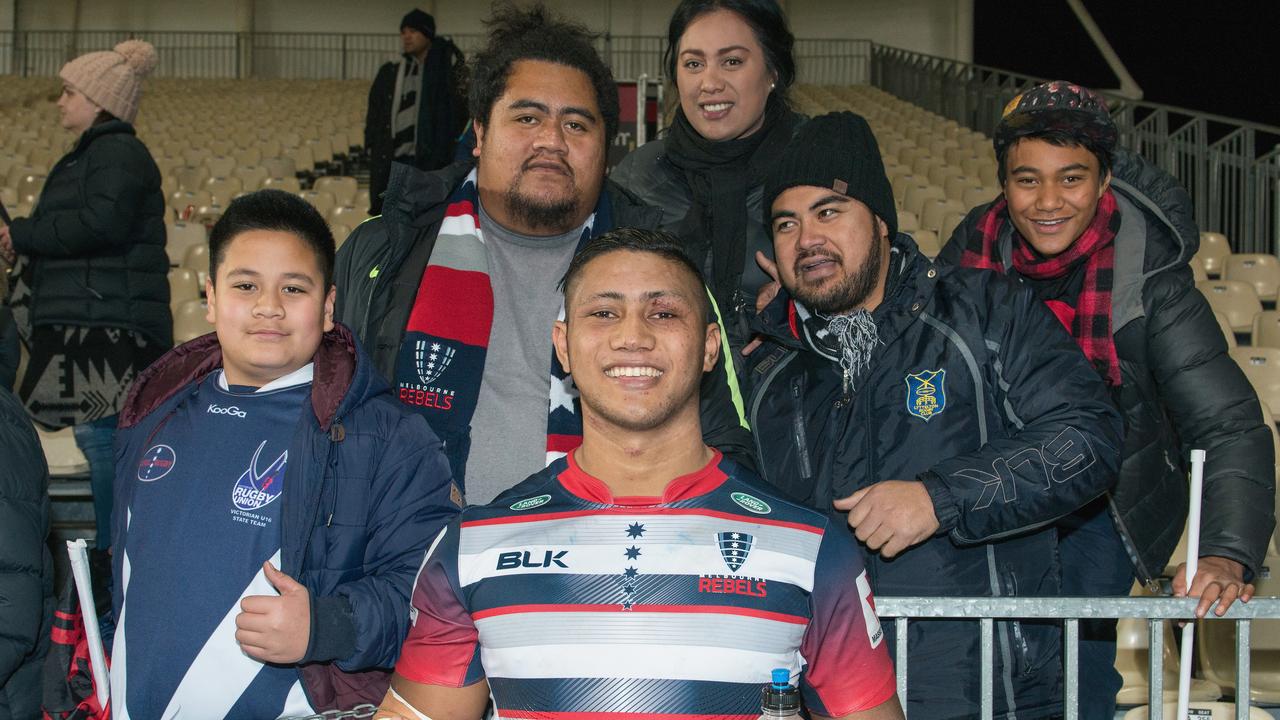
[789,375,812,480]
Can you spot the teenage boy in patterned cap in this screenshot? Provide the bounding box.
[379,228,903,720]
[747,110,1123,719]
[937,80,1274,719]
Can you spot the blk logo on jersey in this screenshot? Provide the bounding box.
[495,549,569,570]
[717,531,754,572]
[137,444,177,482]
[905,369,946,421]
[231,441,287,511]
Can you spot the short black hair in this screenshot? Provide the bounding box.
[469,2,619,145]
[560,228,710,319]
[665,0,796,101]
[208,189,335,288]
[998,130,1114,185]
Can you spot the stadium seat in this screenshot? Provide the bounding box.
[903,184,945,220]
[15,173,45,204]
[940,212,967,245]
[233,165,269,192]
[314,176,358,206]
[182,243,210,274]
[330,224,353,249]
[168,267,200,309]
[1122,703,1270,720]
[1225,254,1280,303]
[1198,232,1232,278]
[1253,311,1280,349]
[262,176,302,193]
[233,147,262,167]
[205,155,236,177]
[36,426,90,477]
[261,157,297,179]
[175,165,210,193]
[191,204,225,226]
[1197,553,1280,703]
[328,205,366,228]
[298,190,337,218]
[355,189,371,212]
[1198,281,1262,334]
[203,177,243,205]
[1213,312,1238,350]
[1230,347,1280,421]
[165,221,207,266]
[1189,255,1210,282]
[920,198,966,234]
[962,186,997,209]
[897,210,920,233]
[172,299,214,344]
[1114,582,1223,704]
[943,174,978,203]
[912,230,940,258]
[0,186,16,208]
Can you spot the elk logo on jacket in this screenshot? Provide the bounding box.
[905,369,947,422]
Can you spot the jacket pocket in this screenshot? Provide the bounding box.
[790,375,812,480]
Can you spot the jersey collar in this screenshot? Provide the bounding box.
[559,449,728,506]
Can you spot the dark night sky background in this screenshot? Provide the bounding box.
[973,1,1277,131]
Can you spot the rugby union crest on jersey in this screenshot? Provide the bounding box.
[232,440,287,511]
[905,368,946,421]
[717,531,754,572]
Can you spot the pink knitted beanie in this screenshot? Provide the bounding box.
[59,40,158,123]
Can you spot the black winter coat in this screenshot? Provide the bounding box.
[746,237,1123,720]
[937,152,1275,584]
[8,120,171,347]
[0,386,53,719]
[333,160,757,492]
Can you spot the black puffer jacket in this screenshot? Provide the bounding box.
[0,386,53,719]
[938,151,1275,584]
[333,160,755,491]
[8,120,171,347]
[746,237,1122,720]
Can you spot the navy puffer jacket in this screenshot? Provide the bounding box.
[112,324,458,709]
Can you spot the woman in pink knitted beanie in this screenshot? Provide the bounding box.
[0,39,172,556]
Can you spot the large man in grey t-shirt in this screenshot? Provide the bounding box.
[333,5,753,504]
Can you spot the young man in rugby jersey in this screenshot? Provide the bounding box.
[378,229,903,720]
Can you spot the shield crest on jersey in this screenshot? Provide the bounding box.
[905,369,946,422]
[717,531,754,572]
[415,340,457,386]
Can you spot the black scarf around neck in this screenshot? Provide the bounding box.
[664,96,801,311]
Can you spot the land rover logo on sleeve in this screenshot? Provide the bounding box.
[415,340,456,385]
[905,369,946,421]
[510,494,552,511]
[730,491,771,514]
[717,531,754,572]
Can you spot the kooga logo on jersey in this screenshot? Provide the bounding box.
[208,403,247,418]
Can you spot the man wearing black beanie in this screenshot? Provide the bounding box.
[745,111,1124,720]
[364,8,466,215]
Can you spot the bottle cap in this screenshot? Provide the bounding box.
[771,668,790,688]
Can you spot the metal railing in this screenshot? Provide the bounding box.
[878,595,1280,720]
[870,44,1280,253]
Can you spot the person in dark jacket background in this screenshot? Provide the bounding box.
[110,191,458,712]
[364,9,466,215]
[611,0,804,359]
[747,112,1123,719]
[938,80,1275,720]
[0,40,170,552]
[336,3,754,506]
[0,373,53,720]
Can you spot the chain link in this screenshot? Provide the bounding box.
[282,703,380,720]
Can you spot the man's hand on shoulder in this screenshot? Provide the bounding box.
[1173,555,1255,618]
[235,561,311,664]
[834,480,939,558]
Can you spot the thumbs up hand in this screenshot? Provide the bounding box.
[236,561,311,663]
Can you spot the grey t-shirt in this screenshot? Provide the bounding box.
[464,203,583,504]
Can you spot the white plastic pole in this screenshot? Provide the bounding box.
[1177,449,1206,720]
[67,539,109,707]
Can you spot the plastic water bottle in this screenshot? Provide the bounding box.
[759,667,801,718]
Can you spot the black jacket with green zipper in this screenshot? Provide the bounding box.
[8,120,171,347]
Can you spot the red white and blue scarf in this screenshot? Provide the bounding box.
[394,169,609,466]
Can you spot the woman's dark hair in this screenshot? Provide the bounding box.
[469,2,619,145]
[208,190,335,289]
[664,0,796,99]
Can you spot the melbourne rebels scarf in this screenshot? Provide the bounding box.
[960,190,1122,386]
[395,169,606,465]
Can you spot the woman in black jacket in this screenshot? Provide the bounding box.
[611,0,803,359]
[0,40,170,550]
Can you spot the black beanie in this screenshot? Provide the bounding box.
[401,9,436,39]
[763,111,897,238]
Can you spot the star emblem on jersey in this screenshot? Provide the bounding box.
[231,440,287,511]
[717,531,754,572]
[414,340,456,386]
[625,546,642,560]
[626,522,646,538]
[623,566,638,578]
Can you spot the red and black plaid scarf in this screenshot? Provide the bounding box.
[960,190,1123,386]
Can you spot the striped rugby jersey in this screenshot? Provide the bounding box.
[397,451,896,718]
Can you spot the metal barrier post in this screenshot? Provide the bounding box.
[1237,619,1251,720]
[894,617,908,711]
[980,618,994,720]
[635,74,647,148]
[1063,618,1078,720]
[1148,618,1163,710]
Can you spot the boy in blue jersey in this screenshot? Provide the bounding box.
[109,190,460,717]
[378,229,904,720]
